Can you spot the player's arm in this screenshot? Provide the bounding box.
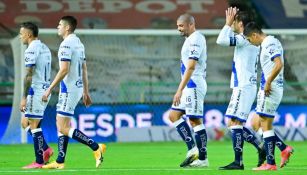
[216,7,237,46]
[20,66,34,112]
[264,57,283,96]
[173,59,197,106]
[82,61,92,107]
[42,61,70,102]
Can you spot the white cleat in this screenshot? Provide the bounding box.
[189,159,209,168]
[180,146,199,167]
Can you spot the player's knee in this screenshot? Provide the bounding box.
[169,111,181,123]
[189,118,202,127]
[21,118,29,129]
[250,114,260,131]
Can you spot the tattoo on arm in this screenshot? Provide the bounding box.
[23,67,34,98]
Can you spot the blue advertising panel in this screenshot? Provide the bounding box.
[1,104,307,143]
[251,0,307,28]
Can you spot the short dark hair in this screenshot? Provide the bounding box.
[61,16,77,32]
[20,22,39,37]
[235,11,253,27]
[243,22,263,37]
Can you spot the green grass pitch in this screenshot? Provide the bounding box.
[0,141,306,175]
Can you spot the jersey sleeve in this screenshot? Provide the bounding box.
[216,25,249,47]
[24,47,38,67]
[58,41,72,61]
[264,42,282,61]
[188,34,204,61]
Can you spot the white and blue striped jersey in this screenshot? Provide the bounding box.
[259,35,284,90]
[216,25,258,88]
[181,31,207,88]
[58,34,86,92]
[24,40,51,90]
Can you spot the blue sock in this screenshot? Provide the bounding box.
[31,129,44,164]
[243,127,262,151]
[37,120,50,151]
[274,131,287,151]
[193,124,207,160]
[174,118,195,150]
[263,130,276,165]
[56,135,69,163]
[69,128,99,151]
[230,126,243,165]
[25,121,49,151]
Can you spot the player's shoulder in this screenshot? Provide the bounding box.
[26,40,42,53]
[262,36,280,49]
[189,31,205,42]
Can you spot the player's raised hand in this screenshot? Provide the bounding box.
[225,7,238,26]
[42,88,51,102]
[173,90,182,106]
[83,93,92,107]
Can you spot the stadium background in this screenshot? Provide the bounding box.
[0,0,307,146]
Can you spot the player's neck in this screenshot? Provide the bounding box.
[63,32,73,39]
[27,37,38,45]
[187,29,196,37]
[259,34,267,44]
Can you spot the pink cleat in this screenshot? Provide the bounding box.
[43,147,54,163]
[22,162,44,169]
[253,163,277,171]
[280,146,294,168]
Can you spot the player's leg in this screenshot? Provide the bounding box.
[22,90,52,169]
[253,90,278,170]
[252,114,294,168]
[188,118,209,167]
[185,87,208,168]
[170,90,197,167]
[219,118,245,170]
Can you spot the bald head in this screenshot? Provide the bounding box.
[177,14,196,37]
[177,14,195,25]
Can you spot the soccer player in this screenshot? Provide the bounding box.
[169,13,208,168]
[244,21,290,170]
[251,113,294,168]
[19,22,53,169]
[216,7,266,170]
[41,16,106,169]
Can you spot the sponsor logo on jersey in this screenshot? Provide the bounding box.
[60,45,70,49]
[75,79,83,88]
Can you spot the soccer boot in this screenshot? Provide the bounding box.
[280,145,294,168]
[93,144,107,168]
[43,147,54,164]
[42,161,65,169]
[253,163,277,170]
[189,159,209,168]
[219,161,244,170]
[22,162,43,169]
[257,147,266,167]
[180,146,198,167]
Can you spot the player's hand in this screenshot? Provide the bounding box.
[83,92,92,107]
[173,90,182,106]
[264,82,272,96]
[225,7,238,26]
[42,88,51,102]
[20,97,27,112]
